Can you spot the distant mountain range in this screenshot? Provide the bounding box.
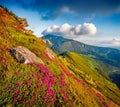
[42,34,120,68]
[112,46,120,50]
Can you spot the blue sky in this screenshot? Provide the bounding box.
[0,0,120,47]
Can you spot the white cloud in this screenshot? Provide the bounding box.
[98,39,120,47]
[42,23,97,38]
[81,39,120,47]
[112,39,120,46]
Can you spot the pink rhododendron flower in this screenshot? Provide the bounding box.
[17,81,22,87]
[43,78,49,84]
[63,96,68,101]
[15,71,19,75]
[13,98,17,103]
[13,89,20,96]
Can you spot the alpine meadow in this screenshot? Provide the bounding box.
[0,0,120,107]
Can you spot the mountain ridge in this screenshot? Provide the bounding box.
[42,34,120,68]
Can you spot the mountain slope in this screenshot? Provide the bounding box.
[0,6,120,107]
[43,34,120,89]
[42,34,120,68]
[59,52,120,105]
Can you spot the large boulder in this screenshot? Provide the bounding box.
[9,46,44,64]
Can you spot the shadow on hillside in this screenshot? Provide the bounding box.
[110,73,120,89]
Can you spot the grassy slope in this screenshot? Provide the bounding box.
[0,6,120,107]
[58,52,120,106]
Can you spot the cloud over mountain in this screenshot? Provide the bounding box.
[112,39,120,46]
[102,39,120,46]
[42,23,97,38]
[87,39,120,47]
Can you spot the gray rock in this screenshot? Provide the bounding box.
[9,46,44,64]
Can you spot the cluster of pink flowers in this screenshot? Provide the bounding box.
[13,89,20,96]
[43,86,56,105]
[5,63,74,106]
[37,64,56,105]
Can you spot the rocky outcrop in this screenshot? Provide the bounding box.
[9,46,44,64]
[18,18,28,27]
